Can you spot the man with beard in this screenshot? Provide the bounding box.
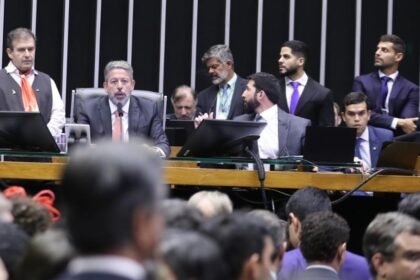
[278,40,334,127]
[77,60,170,157]
[235,72,310,158]
[195,44,247,120]
[352,34,418,135]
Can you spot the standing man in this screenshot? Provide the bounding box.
[237,72,310,158]
[0,27,65,136]
[342,92,393,169]
[168,85,196,120]
[77,60,170,157]
[196,44,246,120]
[278,40,334,127]
[352,34,419,135]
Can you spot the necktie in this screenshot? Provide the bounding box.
[220,84,230,113]
[289,81,300,114]
[354,137,363,159]
[255,114,264,122]
[20,74,39,112]
[112,111,123,141]
[380,76,392,109]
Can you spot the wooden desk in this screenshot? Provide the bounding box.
[0,161,418,193]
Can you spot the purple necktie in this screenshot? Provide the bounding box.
[289,81,300,114]
[380,76,392,109]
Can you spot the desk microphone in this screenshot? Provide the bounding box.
[117,103,123,117]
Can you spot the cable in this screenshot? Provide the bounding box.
[243,146,268,209]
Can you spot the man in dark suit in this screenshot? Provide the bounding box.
[235,72,310,158]
[296,211,349,280]
[278,40,334,127]
[57,140,167,280]
[342,92,393,169]
[77,60,169,157]
[196,44,246,120]
[352,34,419,135]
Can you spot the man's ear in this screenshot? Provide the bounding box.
[395,52,404,63]
[289,213,300,232]
[242,253,260,280]
[337,243,347,265]
[372,252,388,279]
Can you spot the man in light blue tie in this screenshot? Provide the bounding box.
[341,92,393,169]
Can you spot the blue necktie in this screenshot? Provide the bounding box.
[354,137,363,159]
[220,84,229,113]
[289,81,300,114]
[380,76,392,109]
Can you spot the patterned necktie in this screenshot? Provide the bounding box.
[112,111,123,141]
[20,74,39,112]
[220,84,230,113]
[354,137,363,159]
[380,76,392,109]
[289,81,300,114]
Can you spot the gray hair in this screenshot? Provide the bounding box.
[104,60,134,81]
[188,191,233,218]
[363,212,420,276]
[201,44,234,65]
[7,27,36,49]
[171,85,196,105]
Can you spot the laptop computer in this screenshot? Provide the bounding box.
[177,119,266,157]
[164,119,195,146]
[303,127,357,164]
[376,141,420,172]
[0,111,60,153]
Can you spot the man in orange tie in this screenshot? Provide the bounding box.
[0,27,65,137]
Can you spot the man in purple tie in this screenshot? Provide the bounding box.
[277,40,334,127]
[352,34,419,135]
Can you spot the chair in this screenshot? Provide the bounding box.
[70,88,166,127]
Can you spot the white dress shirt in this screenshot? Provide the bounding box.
[356,127,371,169]
[258,105,279,159]
[5,62,65,136]
[378,70,399,129]
[285,72,309,110]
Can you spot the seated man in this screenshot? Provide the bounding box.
[363,212,420,280]
[342,92,394,170]
[77,60,169,157]
[168,85,196,120]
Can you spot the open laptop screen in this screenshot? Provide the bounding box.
[0,111,60,153]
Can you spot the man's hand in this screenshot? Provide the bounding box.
[397,117,418,134]
[194,112,214,128]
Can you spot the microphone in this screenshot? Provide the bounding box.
[117,103,123,117]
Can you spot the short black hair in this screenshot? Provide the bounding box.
[281,40,310,62]
[300,211,349,263]
[247,72,281,105]
[161,199,204,231]
[342,92,371,111]
[379,34,406,54]
[398,193,420,221]
[285,186,332,222]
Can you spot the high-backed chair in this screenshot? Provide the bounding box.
[70,88,166,128]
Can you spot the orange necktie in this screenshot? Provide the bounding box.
[20,74,39,112]
[112,111,123,141]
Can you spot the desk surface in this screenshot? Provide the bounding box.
[0,160,418,193]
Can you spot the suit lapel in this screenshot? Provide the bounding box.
[278,108,290,156]
[100,97,112,137]
[128,96,143,135]
[372,73,383,112]
[387,75,403,115]
[294,79,315,115]
[227,78,245,119]
[278,79,289,112]
[368,126,380,167]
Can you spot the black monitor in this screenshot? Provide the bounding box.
[177,119,267,157]
[0,111,60,153]
[376,141,420,171]
[303,126,357,163]
[164,120,195,146]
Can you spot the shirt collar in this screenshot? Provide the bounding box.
[109,98,130,114]
[5,61,37,75]
[378,70,398,81]
[222,73,238,89]
[260,104,278,120]
[306,264,338,274]
[285,72,308,86]
[359,126,369,142]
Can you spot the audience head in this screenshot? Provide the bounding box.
[375,34,405,71]
[201,212,274,280]
[0,193,13,223]
[188,190,233,218]
[242,72,281,114]
[300,211,349,271]
[159,229,228,280]
[171,85,196,120]
[201,44,235,85]
[363,212,420,280]
[285,186,332,248]
[333,102,342,127]
[248,209,288,274]
[342,91,371,137]
[61,139,166,261]
[103,60,135,106]
[161,198,204,231]
[6,27,36,73]
[398,193,420,220]
[278,40,309,78]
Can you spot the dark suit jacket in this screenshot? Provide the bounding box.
[196,75,247,119]
[278,248,371,280]
[56,272,142,280]
[368,125,394,168]
[295,267,340,280]
[279,77,334,127]
[77,95,170,156]
[234,106,311,157]
[352,72,419,130]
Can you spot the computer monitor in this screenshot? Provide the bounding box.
[376,141,420,171]
[0,112,60,153]
[164,119,195,146]
[177,119,267,157]
[303,127,357,164]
